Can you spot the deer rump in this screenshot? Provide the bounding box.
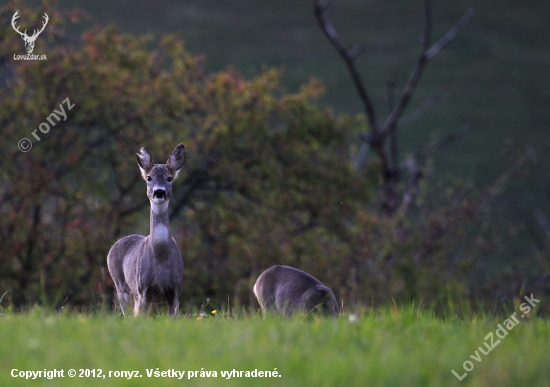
[254,265,339,317]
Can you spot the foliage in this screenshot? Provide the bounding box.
[0,2,367,309]
[0,2,547,313]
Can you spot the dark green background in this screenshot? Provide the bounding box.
[45,0,550,260]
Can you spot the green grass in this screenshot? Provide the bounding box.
[2,306,550,386]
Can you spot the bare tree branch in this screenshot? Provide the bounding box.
[387,77,398,168]
[416,122,470,161]
[479,153,527,213]
[315,0,393,179]
[314,0,379,136]
[524,144,537,163]
[381,5,474,139]
[397,87,443,128]
[399,123,469,174]
[520,211,547,252]
[398,123,469,213]
[424,8,476,60]
[316,0,474,214]
[523,145,550,202]
[352,142,370,170]
[533,208,550,244]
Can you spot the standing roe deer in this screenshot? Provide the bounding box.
[107,144,186,316]
[253,265,340,317]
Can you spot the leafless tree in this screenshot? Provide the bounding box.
[315,0,475,214]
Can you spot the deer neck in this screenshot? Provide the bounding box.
[149,200,171,258]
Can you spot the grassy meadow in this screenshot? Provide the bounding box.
[2,306,550,387]
[2,2,549,386]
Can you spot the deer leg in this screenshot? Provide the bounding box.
[134,288,148,317]
[116,289,130,317]
[165,289,179,317]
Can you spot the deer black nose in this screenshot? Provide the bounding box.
[153,189,166,199]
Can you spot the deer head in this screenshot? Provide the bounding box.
[12,11,49,54]
[136,144,186,206]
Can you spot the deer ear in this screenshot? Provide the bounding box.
[136,147,154,180]
[166,143,186,179]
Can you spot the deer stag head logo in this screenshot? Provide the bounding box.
[11,11,49,54]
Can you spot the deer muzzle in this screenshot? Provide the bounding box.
[153,188,167,201]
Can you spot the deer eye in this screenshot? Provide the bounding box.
[147,176,152,181]
[167,176,173,182]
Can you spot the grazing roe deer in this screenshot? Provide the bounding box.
[254,265,340,317]
[107,144,186,316]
